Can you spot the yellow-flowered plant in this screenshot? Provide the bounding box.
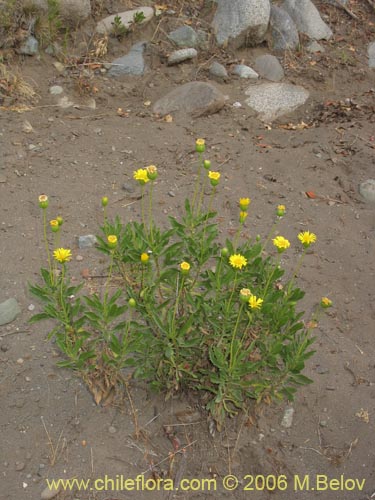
[30,140,323,429]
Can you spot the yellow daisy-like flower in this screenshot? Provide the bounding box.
[321,297,332,308]
[239,211,248,224]
[208,171,220,186]
[277,205,286,217]
[133,168,150,185]
[239,198,251,211]
[240,288,252,303]
[298,231,317,248]
[229,254,247,270]
[50,219,60,233]
[249,295,263,310]
[53,248,72,263]
[141,252,149,263]
[195,138,205,153]
[38,194,49,209]
[146,165,158,180]
[273,236,290,252]
[107,235,118,249]
[180,261,190,274]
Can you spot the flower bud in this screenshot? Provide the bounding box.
[38,194,49,209]
[101,196,109,207]
[203,159,211,170]
[107,235,118,249]
[50,219,60,233]
[128,298,136,308]
[195,138,205,153]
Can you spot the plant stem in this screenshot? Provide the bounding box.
[229,303,245,371]
[42,209,52,274]
[148,181,154,245]
[288,249,307,294]
[192,152,203,216]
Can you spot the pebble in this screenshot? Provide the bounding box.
[40,484,61,499]
[122,183,135,193]
[108,425,117,434]
[281,407,294,428]
[316,365,329,374]
[233,101,242,108]
[49,85,64,95]
[28,304,35,311]
[15,461,25,471]
[167,48,198,65]
[0,298,21,326]
[233,64,259,79]
[17,358,24,365]
[209,61,228,80]
[0,174,7,183]
[168,191,176,197]
[78,234,98,249]
[359,179,375,203]
[76,255,84,262]
[319,420,328,427]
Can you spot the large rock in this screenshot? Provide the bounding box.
[244,82,309,121]
[96,7,154,34]
[59,0,91,24]
[368,42,375,69]
[153,82,227,117]
[167,48,198,65]
[254,54,284,81]
[270,4,299,51]
[19,36,39,55]
[212,0,271,49]
[0,298,21,326]
[233,64,259,79]
[282,0,333,40]
[107,42,147,77]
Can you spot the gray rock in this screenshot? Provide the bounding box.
[306,40,325,53]
[59,0,91,24]
[245,82,309,122]
[281,407,294,428]
[282,0,333,40]
[270,4,299,51]
[153,81,227,117]
[19,36,39,56]
[209,61,228,80]
[96,7,154,34]
[323,0,348,5]
[254,54,284,81]
[233,64,259,78]
[368,42,375,69]
[359,179,375,203]
[0,298,21,326]
[168,25,198,48]
[167,48,198,65]
[107,42,147,77]
[212,0,271,49]
[78,235,98,249]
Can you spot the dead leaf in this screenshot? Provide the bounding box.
[305,191,318,199]
[355,409,369,423]
[22,119,33,133]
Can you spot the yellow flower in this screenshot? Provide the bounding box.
[180,261,190,274]
[240,288,252,303]
[273,236,290,252]
[321,297,332,308]
[133,168,150,185]
[239,198,251,211]
[56,216,64,226]
[195,138,205,153]
[229,254,247,270]
[141,252,149,264]
[208,171,220,186]
[49,219,60,233]
[107,235,118,249]
[249,295,263,310]
[53,248,72,263]
[298,231,317,248]
[146,165,158,180]
[38,194,49,209]
[239,211,248,224]
[277,205,286,217]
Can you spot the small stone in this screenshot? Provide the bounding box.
[168,191,176,197]
[209,61,228,80]
[28,304,35,312]
[281,407,294,428]
[75,255,84,262]
[19,35,39,56]
[359,179,375,203]
[40,484,61,500]
[319,420,328,427]
[254,54,284,82]
[306,41,325,53]
[233,64,259,79]
[107,42,148,77]
[122,183,135,193]
[108,425,117,434]
[368,41,375,69]
[0,298,21,326]
[78,235,97,249]
[17,358,24,365]
[0,174,6,183]
[15,461,25,471]
[167,48,198,65]
[316,365,329,374]
[49,86,64,95]
[233,101,242,108]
